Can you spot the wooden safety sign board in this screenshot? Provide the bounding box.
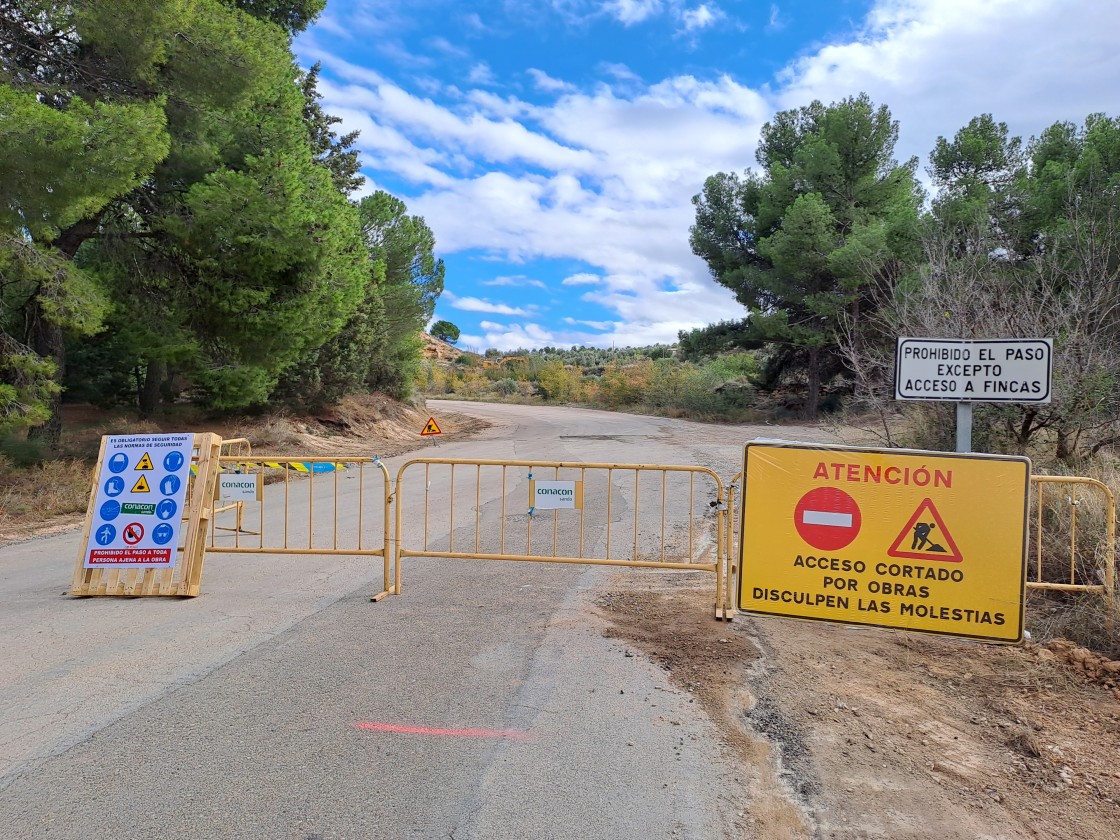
[737,440,1030,643]
[72,433,222,597]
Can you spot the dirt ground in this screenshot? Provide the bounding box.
[596,570,1120,840]
[5,392,1120,837]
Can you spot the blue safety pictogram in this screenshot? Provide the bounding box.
[163,451,185,472]
[95,524,116,546]
[156,498,177,521]
[160,474,181,496]
[108,452,129,474]
[104,476,125,497]
[99,500,121,522]
[151,523,174,545]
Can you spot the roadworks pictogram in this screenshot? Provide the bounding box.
[886,498,962,562]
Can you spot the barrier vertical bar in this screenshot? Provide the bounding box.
[500,465,507,555]
[660,470,667,563]
[449,463,456,553]
[632,469,639,561]
[606,468,613,560]
[308,466,314,550]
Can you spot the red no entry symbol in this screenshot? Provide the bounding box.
[123,522,145,545]
[794,487,862,551]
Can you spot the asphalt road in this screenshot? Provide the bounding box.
[0,402,830,839]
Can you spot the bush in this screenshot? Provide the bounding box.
[494,378,519,397]
[0,434,49,467]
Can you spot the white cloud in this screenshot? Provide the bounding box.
[462,12,487,32]
[680,4,720,32]
[461,321,558,350]
[428,36,470,60]
[445,291,537,316]
[482,275,549,289]
[528,68,576,93]
[603,0,663,25]
[467,62,497,85]
[600,62,643,84]
[562,273,604,286]
[564,317,615,330]
[767,3,785,31]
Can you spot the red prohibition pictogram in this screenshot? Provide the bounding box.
[122,522,145,545]
[794,487,862,551]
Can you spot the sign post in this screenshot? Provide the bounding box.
[737,440,1030,643]
[894,338,1052,453]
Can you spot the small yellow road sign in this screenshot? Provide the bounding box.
[738,441,1030,643]
[420,417,442,436]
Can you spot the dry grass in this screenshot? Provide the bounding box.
[226,414,303,451]
[0,455,92,528]
[1026,590,1120,660]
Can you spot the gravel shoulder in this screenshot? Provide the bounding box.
[596,569,1120,839]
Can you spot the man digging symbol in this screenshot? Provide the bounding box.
[911,521,947,553]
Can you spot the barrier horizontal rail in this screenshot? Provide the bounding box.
[393,458,732,618]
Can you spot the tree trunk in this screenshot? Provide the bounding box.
[25,295,64,449]
[24,217,103,448]
[1055,427,1073,464]
[806,346,821,419]
[138,359,164,419]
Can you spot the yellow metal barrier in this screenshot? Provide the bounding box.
[725,472,742,619]
[207,455,395,601]
[392,458,733,618]
[1028,475,1116,598]
[214,437,254,532]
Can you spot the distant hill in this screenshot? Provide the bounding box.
[416,331,477,365]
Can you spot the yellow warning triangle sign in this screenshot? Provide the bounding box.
[420,417,442,436]
[131,474,151,494]
[887,498,962,562]
[135,452,154,470]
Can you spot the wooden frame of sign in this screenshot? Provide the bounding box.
[71,433,222,597]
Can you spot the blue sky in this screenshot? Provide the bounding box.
[294,1,1120,351]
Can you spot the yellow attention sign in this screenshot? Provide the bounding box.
[737,441,1030,643]
[420,417,442,436]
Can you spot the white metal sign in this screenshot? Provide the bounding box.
[532,480,580,510]
[219,473,261,501]
[895,338,1052,403]
[83,434,194,568]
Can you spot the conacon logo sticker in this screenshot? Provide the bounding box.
[532,480,581,510]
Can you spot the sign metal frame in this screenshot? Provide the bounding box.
[894,337,1053,404]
